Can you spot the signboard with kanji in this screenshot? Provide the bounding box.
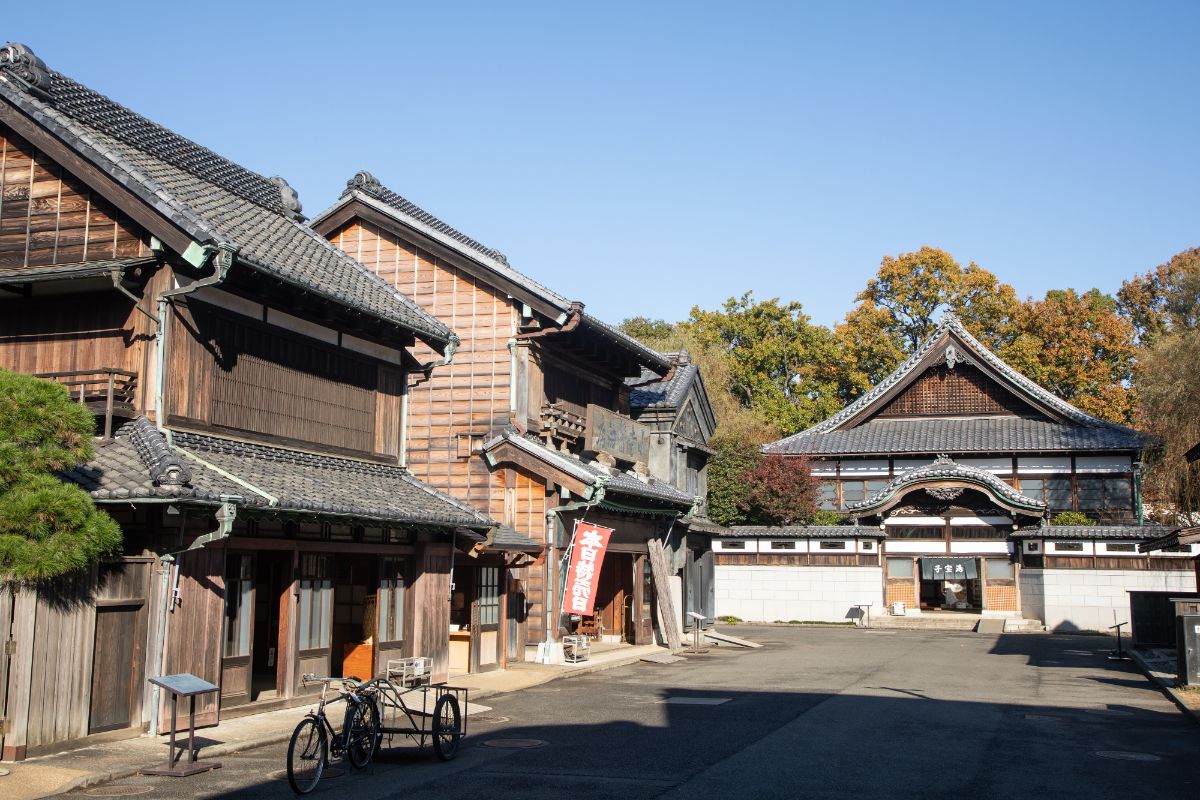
[586,404,651,464]
[561,520,614,617]
[920,557,978,580]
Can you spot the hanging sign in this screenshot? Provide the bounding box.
[920,557,978,580]
[561,520,614,617]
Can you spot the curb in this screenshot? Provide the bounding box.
[1128,650,1200,727]
[31,650,661,798]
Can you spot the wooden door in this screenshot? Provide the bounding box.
[471,566,502,673]
[161,546,225,730]
[633,555,654,644]
[220,554,254,707]
[296,553,332,692]
[89,604,140,733]
[374,557,407,676]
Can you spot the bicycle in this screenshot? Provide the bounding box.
[286,674,381,795]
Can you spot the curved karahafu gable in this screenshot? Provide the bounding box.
[847,454,1046,518]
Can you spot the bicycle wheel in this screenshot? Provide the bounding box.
[431,694,461,761]
[287,716,327,795]
[344,695,380,769]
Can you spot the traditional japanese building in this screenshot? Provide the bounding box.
[714,312,1197,630]
[0,43,502,759]
[311,174,718,661]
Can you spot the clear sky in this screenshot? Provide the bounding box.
[7,2,1198,328]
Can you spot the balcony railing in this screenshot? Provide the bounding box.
[36,368,138,439]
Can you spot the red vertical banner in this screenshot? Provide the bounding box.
[561,521,614,617]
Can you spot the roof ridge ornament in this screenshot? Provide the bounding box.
[943,343,964,370]
[0,42,53,100]
[347,170,383,196]
[268,176,304,221]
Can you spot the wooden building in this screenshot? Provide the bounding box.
[714,312,1197,630]
[311,173,718,661]
[0,43,507,760]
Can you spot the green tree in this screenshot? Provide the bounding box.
[619,317,676,343]
[0,369,121,582]
[1118,246,1200,347]
[997,289,1137,424]
[683,293,842,434]
[705,433,764,526]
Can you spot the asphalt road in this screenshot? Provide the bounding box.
[69,627,1200,800]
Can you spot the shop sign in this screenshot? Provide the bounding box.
[561,520,614,616]
[586,404,651,464]
[920,557,978,580]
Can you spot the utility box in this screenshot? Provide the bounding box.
[1177,614,1200,686]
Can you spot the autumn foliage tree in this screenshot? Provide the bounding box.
[737,455,821,526]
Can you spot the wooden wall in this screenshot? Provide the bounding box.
[328,220,513,514]
[0,125,150,271]
[874,364,1033,419]
[166,300,405,460]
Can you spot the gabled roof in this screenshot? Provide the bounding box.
[765,311,1145,456]
[64,417,491,529]
[0,43,453,351]
[847,455,1045,518]
[312,171,671,372]
[482,430,696,507]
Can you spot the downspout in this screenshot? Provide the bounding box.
[148,500,237,736]
[154,242,237,434]
[540,477,607,659]
[419,333,460,380]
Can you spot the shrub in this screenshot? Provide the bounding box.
[1050,511,1097,526]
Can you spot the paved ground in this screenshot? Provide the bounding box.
[60,627,1200,800]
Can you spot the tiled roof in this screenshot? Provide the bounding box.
[483,431,696,507]
[763,417,1144,456]
[1011,525,1175,540]
[321,172,671,372]
[724,525,884,539]
[681,515,732,536]
[63,418,489,528]
[628,361,699,410]
[848,455,1045,516]
[766,311,1146,456]
[489,526,543,553]
[0,44,453,350]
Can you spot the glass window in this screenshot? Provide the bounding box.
[1046,478,1073,511]
[865,479,889,497]
[1104,542,1136,553]
[986,558,1015,580]
[1052,541,1083,552]
[1078,477,1133,513]
[477,567,500,627]
[951,526,1007,540]
[841,481,865,505]
[818,482,837,510]
[224,555,253,658]
[888,526,944,539]
[818,541,847,550]
[887,558,913,578]
[298,554,332,651]
[377,557,406,643]
[721,540,746,550]
[770,541,796,550]
[1020,478,1045,502]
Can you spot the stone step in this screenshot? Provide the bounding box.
[871,615,1046,632]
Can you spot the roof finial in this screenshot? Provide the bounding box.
[268,176,304,220]
[346,170,383,196]
[0,42,53,99]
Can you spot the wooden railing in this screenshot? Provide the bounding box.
[36,368,138,439]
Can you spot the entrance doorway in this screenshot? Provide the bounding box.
[449,563,504,674]
[330,556,377,682]
[918,557,981,611]
[222,551,291,706]
[588,552,655,644]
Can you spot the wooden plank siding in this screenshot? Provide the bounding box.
[0,125,150,271]
[165,299,405,461]
[329,220,514,514]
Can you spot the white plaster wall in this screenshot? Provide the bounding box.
[1020,568,1197,632]
[715,565,883,623]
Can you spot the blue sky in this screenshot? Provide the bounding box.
[7,2,1198,327]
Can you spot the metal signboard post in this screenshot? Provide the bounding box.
[142,673,222,777]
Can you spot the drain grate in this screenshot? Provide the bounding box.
[85,786,155,797]
[482,738,547,749]
[1094,750,1162,762]
[471,715,511,724]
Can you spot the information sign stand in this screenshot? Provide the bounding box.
[141,673,222,777]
